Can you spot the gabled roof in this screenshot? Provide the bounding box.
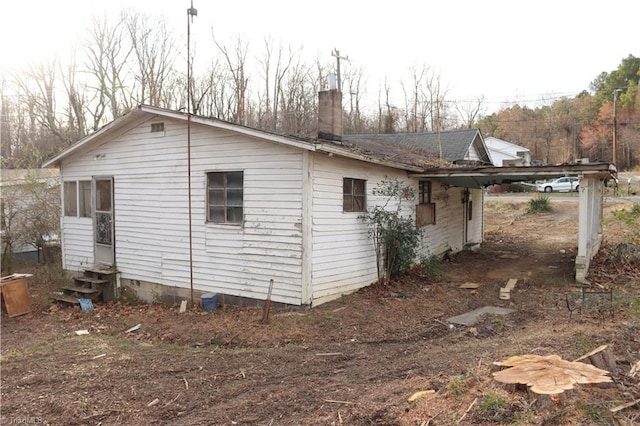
[344,129,492,165]
[42,105,440,173]
[42,105,317,168]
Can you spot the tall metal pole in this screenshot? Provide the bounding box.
[331,48,348,92]
[187,1,197,306]
[612,88,622,165]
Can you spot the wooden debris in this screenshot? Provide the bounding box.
[408,390,436,402]
[75,330,89,336]
[323,399,354,405]
[611,398,640,414]
[92,353,106,359]
[456,397,477,424]
[125,324,141,333]
[179,300,187,313]
[499,278,517,300]
[460,282,480,289]
[261,279,274,324]
[628,360,640,377]
[493,354,612,395]
[315,352,342,357]
[147,398,160,407]
[573,344,616,372]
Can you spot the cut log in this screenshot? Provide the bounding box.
[573,344,616,372]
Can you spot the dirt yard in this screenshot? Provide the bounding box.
[2,198,639,425]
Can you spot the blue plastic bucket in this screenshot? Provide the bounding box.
[201,293,218,311]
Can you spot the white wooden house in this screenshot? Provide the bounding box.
[484,137,532,166]
[42,88,616,305]
[43,90,490,307]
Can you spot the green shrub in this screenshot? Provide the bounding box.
[361,178,421,283]
[419,254,444,280]
[526,196,552,214]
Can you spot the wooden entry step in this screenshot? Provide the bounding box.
[50,293,80,305]
[74,276,109,286]
[60,285,102,301]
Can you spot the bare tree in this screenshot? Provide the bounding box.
[455,96,485,129]
[214,35,250,125]
[125,11,177,107]
[83,15,134,125]
[342,64,367,133]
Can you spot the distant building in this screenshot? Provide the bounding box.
[484,137,532,166]
[1,169,60,263]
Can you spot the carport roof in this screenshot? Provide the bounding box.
[410,163,617,188]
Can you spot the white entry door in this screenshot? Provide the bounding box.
[93,177,114,265]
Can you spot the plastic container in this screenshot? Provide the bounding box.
[201,293,218,311]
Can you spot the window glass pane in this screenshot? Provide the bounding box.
[209,189,224,205]
[343,178,352,195]
[209,207,225,222]
[79,181,91,217]
[227,189,243,206]
[353,195,365,212]
[208,173,224,189]
[353,179,365,195]
[343,195,352,212]
[227,172,243,188]
[64,181,77,217]
[227,207,243,223]
[96,180,112,211]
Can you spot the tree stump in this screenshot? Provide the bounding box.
[574,344,616,372]
[492,354,613,407]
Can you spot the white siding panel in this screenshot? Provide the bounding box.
[60,117,305,305]
[310,155,412,304]
[61,217,93,271]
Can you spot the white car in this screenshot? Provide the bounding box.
[536,177,579,193]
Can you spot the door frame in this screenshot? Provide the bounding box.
[93,176,115,266]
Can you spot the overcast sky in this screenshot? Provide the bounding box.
[1,0,638,115]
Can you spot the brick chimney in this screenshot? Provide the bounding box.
[317,88,342,142]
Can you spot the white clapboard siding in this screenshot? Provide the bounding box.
[61,217,93,271]
[470,188,484,243]
[310,154,412,304]
[417,185,475,256]
[59,117,306,305]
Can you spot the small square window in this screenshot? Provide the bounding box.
[417,181,436,226]
[343,178,366,212]
[207,171,244,224]
[418,181,432,204]
[151,122,165,132]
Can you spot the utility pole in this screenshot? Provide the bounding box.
[331,48,349,92]
[187,0,198,306]
[612,88,622,165]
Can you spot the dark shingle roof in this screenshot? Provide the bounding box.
[343,129,491,164]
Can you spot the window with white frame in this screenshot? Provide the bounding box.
[207,171,244,224]
[64,180,92,217]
